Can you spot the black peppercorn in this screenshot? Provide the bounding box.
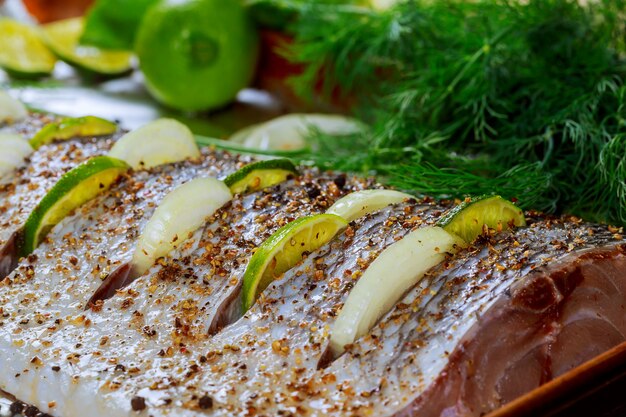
[131,396,146,411]
[198,395,213,409]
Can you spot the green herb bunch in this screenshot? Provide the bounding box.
[253,0,626,225]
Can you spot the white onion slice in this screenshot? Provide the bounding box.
[229,114,365,152]
[0,91,27,123]
[330,226,465,355]
[132,177,232,274]
[109,118,200,169]
[327,189,415,222]
[0,90,28,123]
[0,133,33,178]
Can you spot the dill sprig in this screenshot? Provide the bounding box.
[250,0,626,225]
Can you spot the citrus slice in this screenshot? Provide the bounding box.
[223,159,298,194]
[41,17,133,76]
[20,156,129,255]
[0,134,33,178]
[327,189,414,222]
[29,116,117,149]
[229,114,365,152]
[108,118,200,169]
[329,226,465,356]
[132,177,232,275]
[0,91,28,123]
[242,213,348,311]
[437,195,526,243]
[0,18,56,78]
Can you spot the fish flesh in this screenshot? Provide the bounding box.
[0,128,625,416]
[1,112,59,140]
[300,214,626,417]
[0,184,414,415]
[0,114,119,277]
[0,153,373,416]
[0,147,252,412]
[1,181,625,417]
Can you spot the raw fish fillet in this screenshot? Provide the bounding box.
[0,143,624,417]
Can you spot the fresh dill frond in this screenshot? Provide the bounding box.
[388,162,556,211]
[251,0,626,225]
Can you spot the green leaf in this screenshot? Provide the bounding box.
[80,0,158,50]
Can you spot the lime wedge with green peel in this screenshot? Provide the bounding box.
[0,18,56,78]
[330,226,465,356]
[0,134,33,178]
[135,0,259,111]
[21,156,129,255]
[0,91,28,123]
[41,17,133,77]
[29,116,117,150]
[242,213,348,311]
[223,159,298,195]
[438,195,526,243]
[132,177,232,275]
[327,189,415,222]
[108,118,200,169]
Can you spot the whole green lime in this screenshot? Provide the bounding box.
[135,0,259,112]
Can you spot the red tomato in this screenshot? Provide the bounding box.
[22,0,94,23]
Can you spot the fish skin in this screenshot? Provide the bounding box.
[0,114,120,278]
[400,246,626,417]
[1,137,625,417]
[0,198,442,417]
[87,170,368,330]
[0,138,114,244]
[0,149,246,416]
[287,215,626,417]
[0,112,59,140]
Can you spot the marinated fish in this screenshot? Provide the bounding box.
[1,111,58,140]
[302,214,626,417]
[0,199,446,416]
[0,140,624,417]
[0,113,118,277]
[0,149,246,409]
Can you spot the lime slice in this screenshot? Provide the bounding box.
[0,90,28,123]
[132,177,232,275]
[327,189,414,222]
[0,18,56,78]
[0,134,33,178]
[242,213,348,311]
[229,114,365,152]
[41,17,133,76]
[29,116,117,150]
[108,118,200,169]
[437,195,526,243]
[330,226,465,355]
[21,156,129,255]
[223,159,298,194]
